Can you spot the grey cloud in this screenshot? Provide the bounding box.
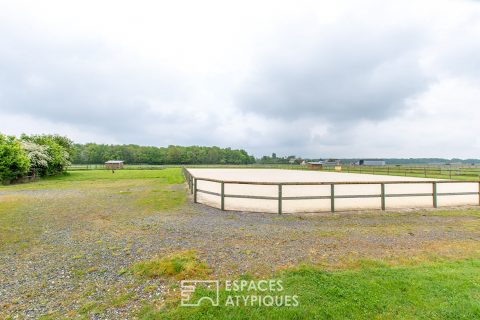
[238,25,431,123]
[431,21,480,80]
[0,20,187,136]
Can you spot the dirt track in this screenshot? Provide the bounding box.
[188,169,479,213]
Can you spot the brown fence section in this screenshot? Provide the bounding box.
[182,168,480,214]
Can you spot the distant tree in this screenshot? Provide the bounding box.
[0,134,30,183]
[206,147,220,163]
[166,146,181,164]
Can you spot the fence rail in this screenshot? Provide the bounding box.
[329,165,480,179]
[182,167,480,214]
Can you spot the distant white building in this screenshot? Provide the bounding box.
[356,159,386,166]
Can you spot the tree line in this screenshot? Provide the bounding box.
[0,133,74,183]
[1,133,255,183]
[73,143,255,165]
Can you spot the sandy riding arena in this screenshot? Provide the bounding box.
[187,169,480,213]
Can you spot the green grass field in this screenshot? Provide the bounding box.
[1,169,480,319]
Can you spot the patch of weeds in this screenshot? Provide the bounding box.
[0,195,41,250]
[73,269,87,277]
[78,301,105,315]
[238,273,254,280]
[137,304,157,319]
[136,188,186,212]
[110,293,134,307]
[38,314,61,320]
[118,268,129,276]
[82,285,97,298]
[131,250,211,280]
[87,266,99,273]
[144,285,158,293]
[316,229,345,238]
[243,249,254,256]
[428,208,480,217]
[123,244,132,255]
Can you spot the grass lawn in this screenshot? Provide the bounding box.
[144,259,480,319]
[1,168,480,319]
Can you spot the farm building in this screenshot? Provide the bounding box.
[105,160,124,170]
[306,161,324,169]
[356,159,386,166]
[323,159,341,166]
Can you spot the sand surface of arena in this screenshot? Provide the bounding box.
[188,169,479,213]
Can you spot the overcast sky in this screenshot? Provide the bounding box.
[1,0,480,158]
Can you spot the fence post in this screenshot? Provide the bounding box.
[194,179,198,203]
[432,182,437,208]
[190,176,193,194]
[221,182,225,211]
[478,181,480,206]
[330,184,335,213]
[278,184,282,214]
[381,183,386,211]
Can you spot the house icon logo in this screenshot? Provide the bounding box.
[180,280,220,307]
